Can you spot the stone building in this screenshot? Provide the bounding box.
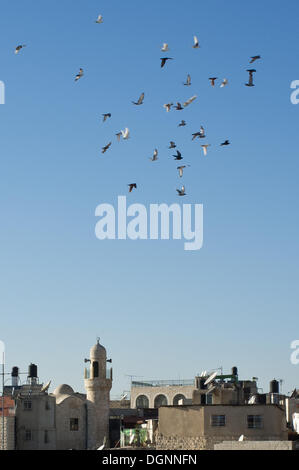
[83,339,112,449]
[156,404,288,450]
[3,339,112,450]
[53,384,88,450]
[50,338,112,449]
[0,397,15,450]
[15,383,56,450]
[285,389,299,430]
[130,367,258,409]
[131,379,196,409]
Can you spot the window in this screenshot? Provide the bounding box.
[154,394,168,408]
[136,395,149,408]
[247,415,263,429]
[45,401,50,410]
[25,430,32,441]
[211,415,226,427]
[206,393,213,405]
[44,430,49,444]
[70,418,79,431]
[24,400,32,410]
[93,361,99,378]
[173,394,186,406]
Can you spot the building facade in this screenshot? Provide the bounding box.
[131,368,258,409]
[157,404,288,450]
[131,379,196,409]
[0,397,15,450]
[15,384,56,450]
[3,339,112,450]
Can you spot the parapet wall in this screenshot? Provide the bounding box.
[156,433,221,450]
[214,441,299,450]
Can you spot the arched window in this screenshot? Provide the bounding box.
[173,394,186,405]
[154,394,168,408]
[92,361,99,378]
[136,395,149,408]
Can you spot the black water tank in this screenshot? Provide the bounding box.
[232,366,238,376]
[28,363,38,378]
[12,366,19,377]
[270,379,279,394]
[200,379,207,389]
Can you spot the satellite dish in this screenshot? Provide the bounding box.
[239,435,244,442]
[204,371,217,386]
[41,381,51,393]
[248,395,257,404]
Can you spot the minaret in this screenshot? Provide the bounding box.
[84,339,112,449]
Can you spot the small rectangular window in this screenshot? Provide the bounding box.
[25,430,32,441]
[44,430,49,444]
[211,415,226,427]
[247,415,263,429]
[70,418,79,431]
[206,393,213,405]
[24,400,32,410]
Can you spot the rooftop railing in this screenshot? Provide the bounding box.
[132,379,195,388]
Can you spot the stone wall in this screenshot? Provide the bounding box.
[214,441,299,450]
[131,385,196,409]
[156,433,221,450]
[0,416,15,450]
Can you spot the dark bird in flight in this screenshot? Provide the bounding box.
[245,69,256,87]
[116,132,122,142]
[15,44,26,54]
[220,140,230,146]
[249,55,261,64]
[102,113,111,122]
[178,120,186,127]
[75,68,84,81]
[132,92,144,105]
[209,77,218,87]
[175,102,183,110]
[169,141,176,149]
[192,126,205,140]
[184,74,191,86]
[177,186,186,196]
[128,183,137,193]
[173,150,183,160]
[163,102,173,112]
[160,57,173,68]
[102,142,112,153]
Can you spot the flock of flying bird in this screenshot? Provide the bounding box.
[14,19,261,198]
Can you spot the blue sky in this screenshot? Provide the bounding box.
[0,0,298,397]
